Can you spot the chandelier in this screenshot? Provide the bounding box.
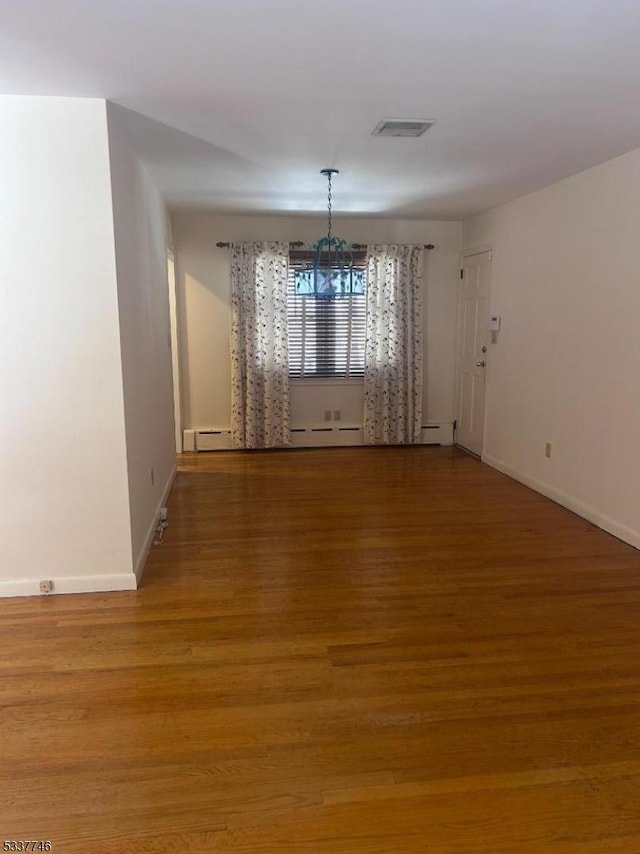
[295,169,364,299]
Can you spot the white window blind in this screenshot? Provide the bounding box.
[287,263,366,378]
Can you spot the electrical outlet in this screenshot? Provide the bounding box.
[333,410,341,421]
[324,410,332,421]
[545,442,552,459]
[39,580,52,594]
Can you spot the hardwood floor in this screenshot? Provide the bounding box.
[3,446,640,852]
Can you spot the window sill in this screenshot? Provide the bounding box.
[290,377,364,387]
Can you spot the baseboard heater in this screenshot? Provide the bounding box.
[184,423,453,451]
[290,425,364,447]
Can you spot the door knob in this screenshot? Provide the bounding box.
[476,360,486,368]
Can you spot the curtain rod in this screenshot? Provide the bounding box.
[216,241,435,250]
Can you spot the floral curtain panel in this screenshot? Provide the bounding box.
[363,244,424,445]
[230,242,291,448]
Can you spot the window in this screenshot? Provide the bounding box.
[287,254,366,378]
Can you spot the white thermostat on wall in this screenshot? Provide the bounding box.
[489,314,501,332]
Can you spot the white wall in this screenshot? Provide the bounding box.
[172,213,462,430]
[0,96,134,594]
[107,105,176,579]
[464,147,640,548]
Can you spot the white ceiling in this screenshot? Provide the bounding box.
[2,0,640,219]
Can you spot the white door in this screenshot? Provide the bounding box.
[455,250,492,456]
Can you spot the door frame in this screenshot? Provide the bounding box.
[167,249,183,453]
[453,244,493,458]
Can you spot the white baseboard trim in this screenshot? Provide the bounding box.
[0,573,138,599]
[0,465,178,599]
[134,464,177,584]
[187,423,454,450]
[482,453,640,551]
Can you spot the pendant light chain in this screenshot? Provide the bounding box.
[327,170,333,242]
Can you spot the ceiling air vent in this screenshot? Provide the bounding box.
[372,118,435,138]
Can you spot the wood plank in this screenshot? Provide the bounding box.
[2,446,640,852]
